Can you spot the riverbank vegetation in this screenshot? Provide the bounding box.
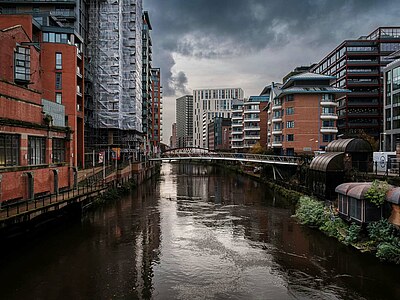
[295,196,400,264]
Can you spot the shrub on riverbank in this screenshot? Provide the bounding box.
[294,196,347,240]
[294,196,400,264]
[367,220,400,264]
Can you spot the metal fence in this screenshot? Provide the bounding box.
[0,180,112,220]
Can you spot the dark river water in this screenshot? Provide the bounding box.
[0,163,399,300]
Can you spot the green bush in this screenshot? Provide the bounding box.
[344,223,362,245]
[368,219,400,264]
[364,180,391,207]
[376,242,400,264]
[367,219,398,244]
[320,215,348,241]
[294,196,326,227]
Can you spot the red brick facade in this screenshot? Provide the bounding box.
[0,15,79,203]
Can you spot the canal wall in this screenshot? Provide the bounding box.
[0,161,160,242]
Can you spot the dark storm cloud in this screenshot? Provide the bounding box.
[145,0,399,96]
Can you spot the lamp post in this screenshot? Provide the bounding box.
[379,132,387,152]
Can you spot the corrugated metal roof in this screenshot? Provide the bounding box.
[326,138,372,153]
[309,152,344,172]
[335,182,365,194]
[346,183,372,199]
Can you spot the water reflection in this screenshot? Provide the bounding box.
[0,163,399,300]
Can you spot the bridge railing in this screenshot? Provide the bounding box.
[158,151,302,165]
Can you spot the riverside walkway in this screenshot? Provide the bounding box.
[0,166,117,223]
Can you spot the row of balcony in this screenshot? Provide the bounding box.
[269,126,338,135]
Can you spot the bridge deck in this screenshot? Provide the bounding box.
[150,152,301,166]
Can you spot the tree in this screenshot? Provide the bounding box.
[250,142,263,154]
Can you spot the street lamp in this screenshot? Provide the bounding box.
[379,132,387,152]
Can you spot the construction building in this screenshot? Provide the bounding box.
[88,0,144,161]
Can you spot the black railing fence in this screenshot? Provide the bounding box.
[0,174,134,219]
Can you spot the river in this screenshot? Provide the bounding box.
[0,163,399,300]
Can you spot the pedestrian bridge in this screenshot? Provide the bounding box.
[150,147,301,166]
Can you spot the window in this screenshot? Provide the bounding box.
[52,138,65,163]
[14,46,30,83]
[0,134,19,166]
[56,93,62,104]
[323,134,335,143]
[338,194,348,215]
[56,53,62,69]
[286,121,295,128]
[322,120,335,127]
[28,136,46,165]
[286,95,294,101]
[286,107,294,115]
[55,73,62,89]
[349,197,362,221]
[287,134,294,141]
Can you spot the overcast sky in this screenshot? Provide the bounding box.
[144,0,400,143]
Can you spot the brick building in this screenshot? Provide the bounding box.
[0,15,80,203]
[263,73,349,155]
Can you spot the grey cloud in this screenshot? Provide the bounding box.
[145,0,399,96]
[171,71,190,96]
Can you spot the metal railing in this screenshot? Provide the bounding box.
[0,180,112,220]
[152,151,302,166]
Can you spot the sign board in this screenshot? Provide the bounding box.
[111,148,121,160]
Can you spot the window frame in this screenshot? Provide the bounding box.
[55,72,62,90]
[0,134,20,167]
[286,121,295,128]
[28,136,46,165]
[52,138,65,163]
[56,92,62,104]
[55,52,62,70]
[14,46,31,83]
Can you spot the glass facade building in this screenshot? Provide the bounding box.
[311,27,400,138]
[383,52,400,151]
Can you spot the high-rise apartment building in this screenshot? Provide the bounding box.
[263,73,349,155]
[207,117,231,151]
[383,51,400,151]
[311,27,400,138]
[150,68,162,153]
[0,0,88,39]
[142,11,152,149]
[170,123,177,148]
[193,88,244,148]
[176,95,193,148]
[231,99,244,150]
[243,96,269,149]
